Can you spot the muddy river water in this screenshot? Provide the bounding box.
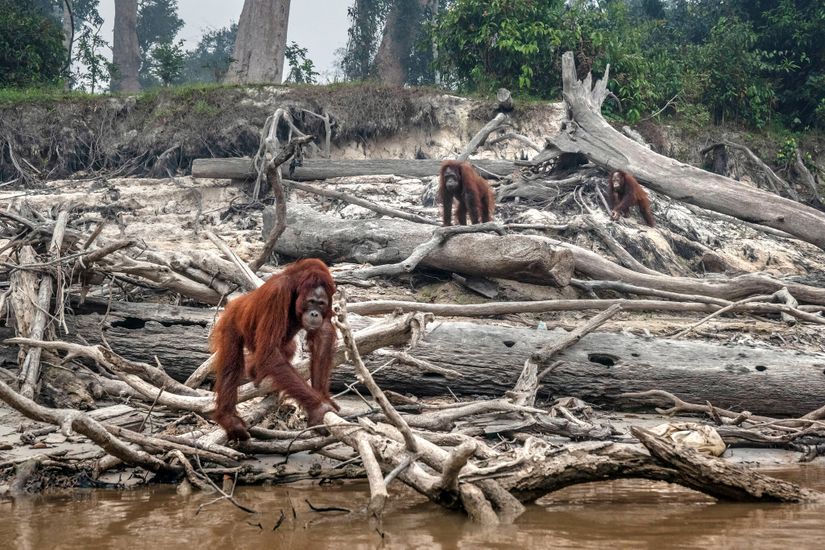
[1,466,824,549]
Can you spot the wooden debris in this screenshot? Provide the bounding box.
[1,73,824,524]
[192,158,515,181]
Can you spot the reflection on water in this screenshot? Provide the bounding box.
[1,466,824,549]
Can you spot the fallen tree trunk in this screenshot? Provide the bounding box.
[17,212,69,399]
[268,206,825,305]
[267,205,575,286]
[497,437,822,504]
[63,299,380,382]
[362,321,825,417]
[191,158,515,181]
[547,236,825,305]
[548,51,825,250]
[55,301,825,416]
[67,300,213,381]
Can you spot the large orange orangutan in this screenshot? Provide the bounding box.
[210,258,338,441]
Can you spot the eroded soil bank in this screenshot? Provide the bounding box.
[0,84,563,183]
[3,83,822,188]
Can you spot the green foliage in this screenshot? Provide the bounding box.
[639,0,665,20]
[816,96,825,130]
[0,0,65,88]
[775,137,798,167]
[774,136,814,170]
[429,0,671,118]
[341,0,393,80]
[138,0,184,88]
[747,0,825,129]
[0,87,93,106]
[559,1,656,122]
[340,0,443,85]
[151,40,186,86]
[28,0,60,17]
[699,17,774,128]
[284,42,319,84]
[73,0,103,22]
[137,0,184,53]
[183,24,237,83]
[432,0,563,95]
[73,7,113,93]
[133,81,228,106]
[412,0,825,129]
[406,1,445,87]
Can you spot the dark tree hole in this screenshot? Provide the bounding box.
[110,318,206,329]
[502,340,516,348]
[588,354,618,367]
[111,318,147,330]
[755,365,767,372]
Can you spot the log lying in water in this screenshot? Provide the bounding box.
[61,300,825,417]
[191,158,516,181]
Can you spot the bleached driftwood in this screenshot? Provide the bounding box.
[192,158,515,181]
[267,206,825,305]
[545,51,825,250]
[266,205,574,286]
[46,300,825,416]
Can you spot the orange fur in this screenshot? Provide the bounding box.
[210,258,337,440]
[607,170,655,227]
[438,160,496,226]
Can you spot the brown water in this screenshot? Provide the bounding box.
[2,466,825,549]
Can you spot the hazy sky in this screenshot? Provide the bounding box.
[96,1,352,80]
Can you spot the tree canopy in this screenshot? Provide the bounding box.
[0,0,65,88]
[137,0,184,87]
[3,0,823,131]
[340,0,825,129]
[183,24,237,84]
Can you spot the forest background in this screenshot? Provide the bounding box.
[1,0,823,138]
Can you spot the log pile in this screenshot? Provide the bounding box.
[1,51,825,522]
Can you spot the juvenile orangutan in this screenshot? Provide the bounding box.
[438,160,495,226]
[607,170,655,227]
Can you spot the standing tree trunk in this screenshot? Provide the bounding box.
[224,0,291,84]
[373,0,430,86]
[61,0,74,90]
[111,0,141,92]
[61,1,73,62]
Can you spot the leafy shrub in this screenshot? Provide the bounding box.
[0,0,65,88]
